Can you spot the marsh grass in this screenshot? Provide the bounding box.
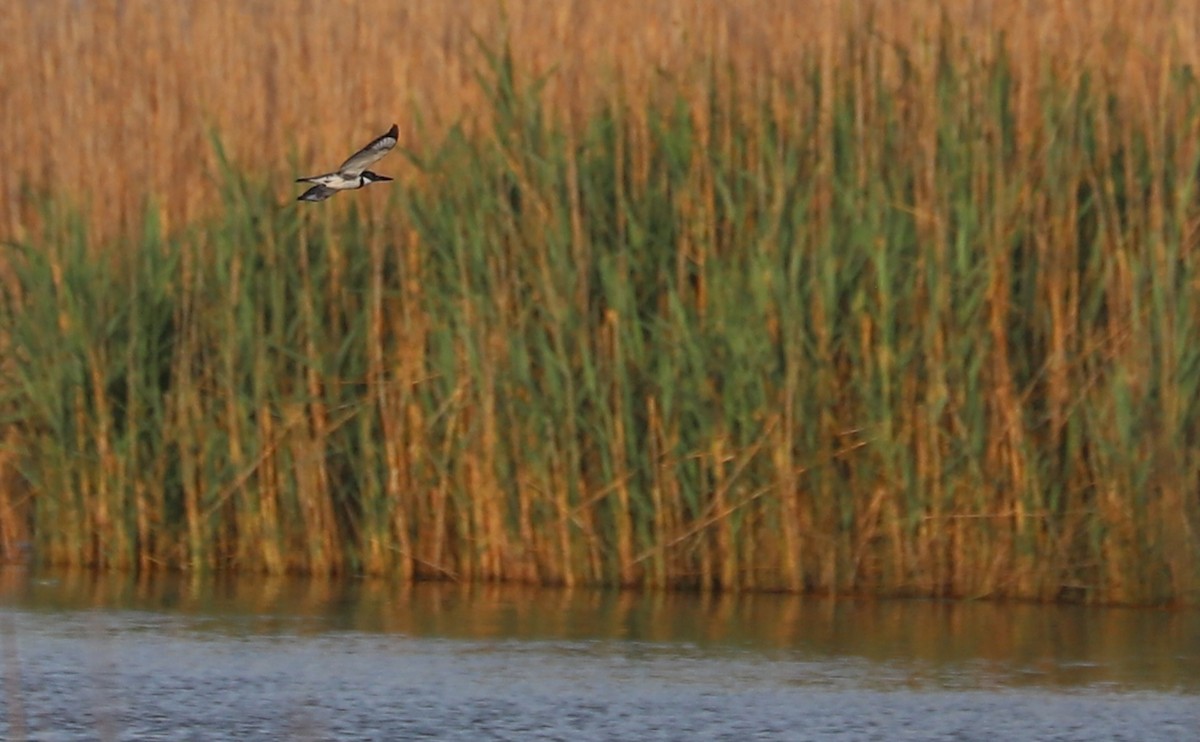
[1,2,1199,603]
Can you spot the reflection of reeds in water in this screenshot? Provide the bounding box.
[4,571,1197,692]
[1,1,1199,604]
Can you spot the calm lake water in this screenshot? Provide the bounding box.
[1,568,1197,741]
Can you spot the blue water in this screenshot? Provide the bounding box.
[2,572,1198,740]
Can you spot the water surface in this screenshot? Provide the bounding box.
[2,569,1197,740]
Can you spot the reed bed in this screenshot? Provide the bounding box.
[1,1,1199,604]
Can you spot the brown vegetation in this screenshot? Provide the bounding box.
[1,0,1199,604]
[2,0,1197,243]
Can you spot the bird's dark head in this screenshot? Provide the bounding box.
[362,171,394,184]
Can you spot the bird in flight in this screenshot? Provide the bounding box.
[296,124,399,202]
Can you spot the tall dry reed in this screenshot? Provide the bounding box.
[3,0,1199,244]
[1,1,1199,604]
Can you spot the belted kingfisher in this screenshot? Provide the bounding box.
[296,124,399,202]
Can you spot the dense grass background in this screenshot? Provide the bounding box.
[1,2,1199,603]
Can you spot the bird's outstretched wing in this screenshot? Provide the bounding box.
[337,124,399,177]
[298,184,338,202]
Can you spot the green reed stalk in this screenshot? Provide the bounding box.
[1,30,1198,603]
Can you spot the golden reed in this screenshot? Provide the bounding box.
[1,1,1199,604]
[1,0,1197,244]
